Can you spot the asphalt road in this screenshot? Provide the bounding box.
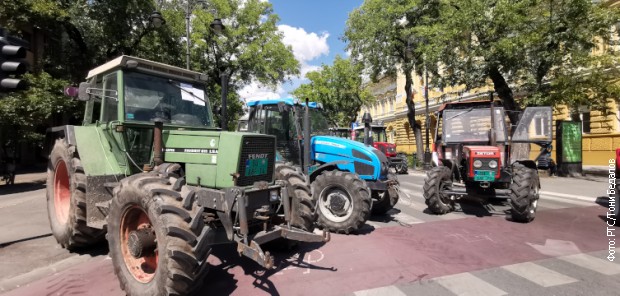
[0,172,617,296]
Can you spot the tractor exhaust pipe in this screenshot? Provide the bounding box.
[489,92,497,147]
[304,98,311,184]
[362,112,373,146]
[153,119,164,166]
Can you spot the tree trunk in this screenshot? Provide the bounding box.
[488,66,530,163]
[404,71,424,167]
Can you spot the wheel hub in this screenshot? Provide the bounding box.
[328,192,347,213]
[127,227,156,258]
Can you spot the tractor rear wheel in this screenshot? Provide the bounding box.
[371,173,399,215]
[46,139,104,250]
[312,170,371,234]
[275,164,316,232]
[423,166,454,214]
[107,173,212,296]
[509,163,540,223]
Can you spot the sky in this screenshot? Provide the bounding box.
[239,0,364,101]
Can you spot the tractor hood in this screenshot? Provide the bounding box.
[162,130,276,189]
[311,135,388,179]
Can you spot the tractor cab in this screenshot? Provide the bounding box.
[353,123,408,174]
[329,127,352,139]
[245,98,329,165]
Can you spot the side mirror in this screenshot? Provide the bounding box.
[77,82,91,102]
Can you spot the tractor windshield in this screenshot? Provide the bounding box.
[123,72,213,127]
[442,107,507,143]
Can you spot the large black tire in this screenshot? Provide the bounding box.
[275,164,316,232]
[46,139,104,250]
[509,163,540,223]
[423,166,454,214]
[371,173,400,215]
[107,173,212,296]
[395,153,408,174]
[312,170,371,234]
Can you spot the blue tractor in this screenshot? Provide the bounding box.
[244,98,399,234]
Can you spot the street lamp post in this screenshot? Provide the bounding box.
[423,61,431,170]
[185,1,192,69]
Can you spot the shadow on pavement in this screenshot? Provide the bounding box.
[0,180,45,195]
[199,242,335,295]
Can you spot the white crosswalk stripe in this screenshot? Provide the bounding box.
[501,262,578,287]
[539,191,597,202]
[434,272,507,296]
[539,194,594,207]
[559,253,620,275]
[354,285,407,296]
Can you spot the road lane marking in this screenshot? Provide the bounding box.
[539,195,593,207]
[501,262,578,287]
[365,220,384,229]
[392,212,425,225]
[559,254,620,275]
[434,272,507,296]
[539,191,596,202]
[354,285,407,296]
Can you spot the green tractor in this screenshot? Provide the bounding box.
[45,56,328,296]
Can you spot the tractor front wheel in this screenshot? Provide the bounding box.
[312,170,371,234]
[46,139,104,249]
[371,173,400,215]
[275,164,316,232]
[107,173,212,296]
[423,166,454,214]
[509,163,540,223]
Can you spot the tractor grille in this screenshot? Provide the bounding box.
[473,158,499,171]
[237,136,275,186]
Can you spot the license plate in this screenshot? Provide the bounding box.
[245,158,268,176]
[474,170,495,181]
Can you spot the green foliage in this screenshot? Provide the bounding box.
[292,56,373,126]
[418,0,620,118]
[0,0,298,134]
[0,72,78,145]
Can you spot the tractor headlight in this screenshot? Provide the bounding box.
[473,159,483,168]
[269,190,280,202]
[488,160,498,169]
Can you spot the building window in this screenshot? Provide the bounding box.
[580,112,591,133]
[533,116,550,137]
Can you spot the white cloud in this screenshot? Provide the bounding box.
[239,81,286,102]
[278,24,329,63]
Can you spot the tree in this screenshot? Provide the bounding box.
[344,0,439,162]
[420,0,620,124]
[292,55,373,127]
[168,0,300,130]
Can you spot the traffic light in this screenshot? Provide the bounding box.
[0,28,29,92]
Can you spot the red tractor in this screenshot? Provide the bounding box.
[423,101,552,222]
[353,123,408,174]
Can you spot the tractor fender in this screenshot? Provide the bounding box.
[45,125,77,155]
[309,160,350,183]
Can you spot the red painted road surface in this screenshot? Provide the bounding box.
[3,205,610,296]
